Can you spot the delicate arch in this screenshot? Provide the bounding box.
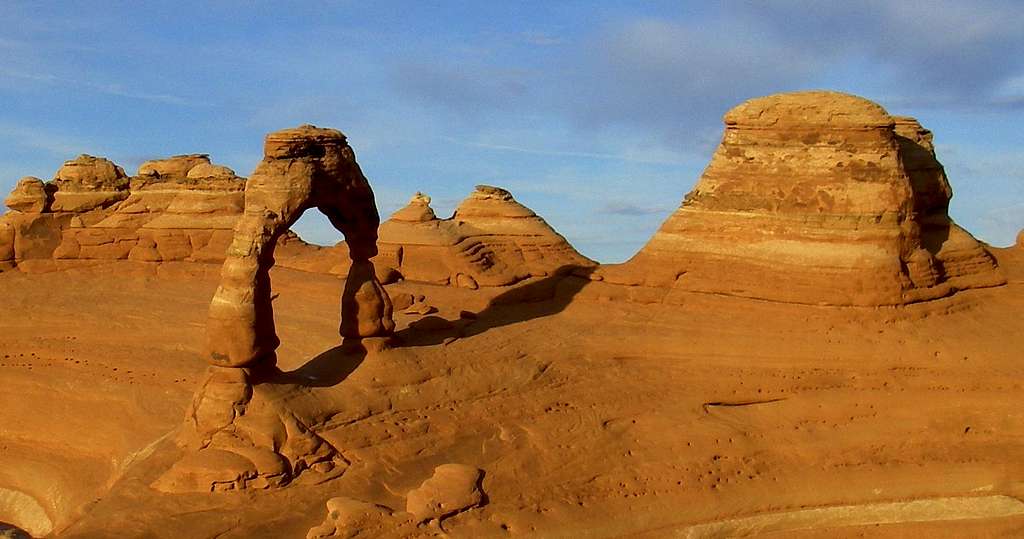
[206,125,394,369]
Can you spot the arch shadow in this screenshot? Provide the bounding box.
[395,264,595,348]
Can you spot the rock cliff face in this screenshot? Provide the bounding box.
[0,154,247,271]
[597,91,1004,306]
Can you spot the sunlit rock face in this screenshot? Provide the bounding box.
[369,186,595,289]
[601,91,1004,306]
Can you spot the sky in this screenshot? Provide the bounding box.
[1,1,1022,262]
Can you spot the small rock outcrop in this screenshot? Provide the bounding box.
[307,497,396,539]
[597,91,1004,306]
[3,178,49,213]
[137,154,212,179]
[406,464,485,524]
[51,154,129,212]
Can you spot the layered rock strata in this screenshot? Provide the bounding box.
[0,154,252,271]
[370,186,594,288]
[1,168,589,290]
[597,91,1004,306]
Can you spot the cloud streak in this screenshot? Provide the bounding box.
[0,67,192,106]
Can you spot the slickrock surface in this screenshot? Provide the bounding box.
[138,154,215,179]
[1,258,1022,538]
[594,91,1004,306]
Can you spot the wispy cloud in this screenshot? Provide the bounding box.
[600,201,672,216]
[443,135,688,166]
[522,31,564,46]
[0,122,91,157]
[0,67,192,106]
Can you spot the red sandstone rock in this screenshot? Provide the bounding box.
[138,154,212,179]
[597,91,1005,306]
[372,187,594,287]
[4,177,50,213]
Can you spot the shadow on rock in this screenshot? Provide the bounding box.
[246,339,370,389]
[396,265,595,348]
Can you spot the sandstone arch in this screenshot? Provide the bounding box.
[157,126,395,493]
[206,125,394,369]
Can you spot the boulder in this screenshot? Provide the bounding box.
[4,177,49,213]
[389,192,436,222]
[51,155,129,212]
[138,154,211,179]
[186,162,237,180]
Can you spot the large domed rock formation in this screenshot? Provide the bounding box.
[597,91,1004,306]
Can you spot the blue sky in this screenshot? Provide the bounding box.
[1,1,1022,262]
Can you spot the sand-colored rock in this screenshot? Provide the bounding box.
[405,464,484,523]
[0,153,296,270]
[0,218,14,270]
[157,126,398,495]
[138,154,212,179]
[307,497,396,539]
[389,192,435,222]
[367,187,593,287]
[206,125,394,369]
[53,154,127,188]
[186,162,237,180]
[597,91,1005,306]
[4,178,50,213]
[51,155,130,212]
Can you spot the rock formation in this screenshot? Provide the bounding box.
[369,186,594,288]
[0,152,348,273]
[307,497,397,539]
[596,91,1005,306]
[406,464,485,524]
[3,178,50,213]
[206,125,394,369]
[0,162,589,291]
[0,154,248,271]
[157,125,394,493]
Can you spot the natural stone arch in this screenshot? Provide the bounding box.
[206,125,394,370]
[156,126,395,493]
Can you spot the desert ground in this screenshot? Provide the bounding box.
[1,246,1022,537]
